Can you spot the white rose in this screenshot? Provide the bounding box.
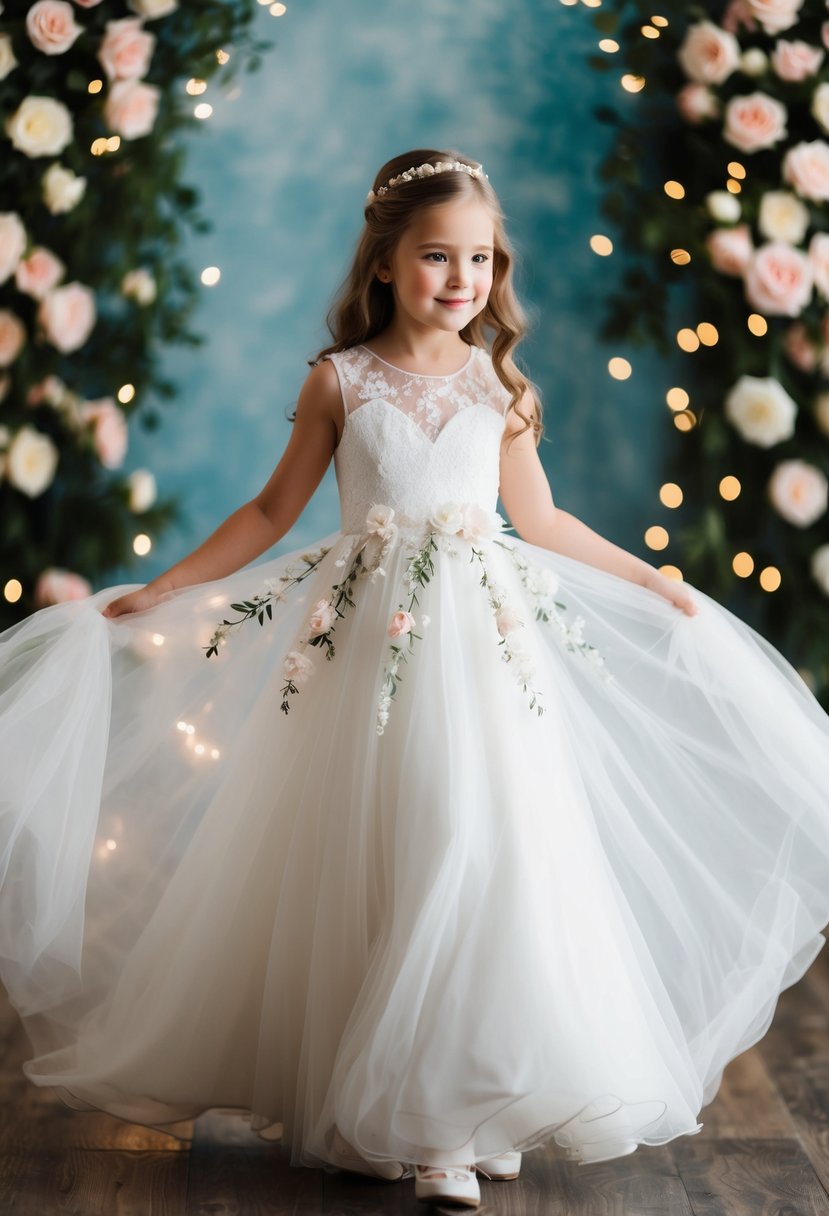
[677,21,740,85]
[724,375,797,446]
[5,95,73,157]
[814,83,829,137]
[6,426,59,497]
[127,0,178,17]
[768,459,828,527]
[127,468,156,511]
[706,190,741,222]
[0,32,17,80]
[815,392,829,436]
[757,190,810,243]
[0,212,26,285]
[42,162,86,214]
[121,267,156,304]
[740,48,768,75]
[811,543,829,595]
[430,502,465,534]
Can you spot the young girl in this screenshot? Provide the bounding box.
[2,147,829,1211]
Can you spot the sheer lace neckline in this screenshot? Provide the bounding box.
[357,344,476,380]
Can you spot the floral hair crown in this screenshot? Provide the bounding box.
[365,159,488,206]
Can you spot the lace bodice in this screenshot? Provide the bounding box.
[324,344,511,535]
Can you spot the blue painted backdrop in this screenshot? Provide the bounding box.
[119,0,677,585]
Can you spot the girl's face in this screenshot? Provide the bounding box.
[378,198,495,336]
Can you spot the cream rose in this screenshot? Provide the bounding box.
[813,82,829,135]
[723,93,788,153]
[80,397,128,468]
[705,190,742,223]
[6,426,59,497]
[121,267,156,304]
[15,247,65,300]
[740,48,768,75]
[0,212,26,285]
[430,503,465,534]
[6,95,73,157]
[307,598,337,637]
[98,17,155,81]
[34,568,92,607]
[771,39,824,80]
[768,459,828,527]
[783,321,818,372]
[724,375,797,446]
[38,282,96,352]
[676,83,720,124]
[282,650,314,684]
[745,0,804,35]
[783,140,829,201]
[706,224,753,276]
[0,310,26,367]
[808,233,829,300]
[128,0,178,17]
[758,191,810,243]
[26,0,82,55]
[744,242,813,315]
[811,543,829,595]
[0,32,17,80]
[103,78,160,139]
[677,21,740,85]
[127,468,156,511]
[387,610,416,639]
[42,162,86,213]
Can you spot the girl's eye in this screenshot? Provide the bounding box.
[424,253,489,264]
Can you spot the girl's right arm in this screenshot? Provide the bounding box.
[101,358,342,619]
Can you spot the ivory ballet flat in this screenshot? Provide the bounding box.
[476,1149,522,1180]
[414,1162,481,1207]
[331,1126,408,1181]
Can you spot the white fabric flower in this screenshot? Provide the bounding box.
[282,650,314,684]
[430,502,465,534]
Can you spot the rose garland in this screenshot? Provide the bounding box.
[205,502,612,737]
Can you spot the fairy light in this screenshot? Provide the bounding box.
[726,178,741,194]
[201,266,221,286]
[590,234,614,255]
[599,39,619,52]
[186,78,207,95]
[152,633,165,647]
[175,719,222,760]
[88,79,103,94]
[673,410,696,431]
[733,552,754,577]
[659,482,683,508]
[645,525,669,550]
[747,314,767,336]
[194,102,213,120]
[216,49,230,64]
[664,180,685,199]
[658,565,683,580]
[677,328,700,352]
[666,387,689,411]
[720,475,741,500]
[759,566,781,591]
[118,383,135,404]
[641,24,660,38]
[133,533,151,556]
[3,579,22,603]
[696,322,719,346]
[670,249,691,265]
[107,136,120,152]
[622,74,646,92]
[270,1,287,12]
[106,839,117,851]
[608,357,632,380]
[728,161,746,179]
[91,137,109,156]
[651,14,669,26]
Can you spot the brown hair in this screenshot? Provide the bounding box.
[300,147,544,450]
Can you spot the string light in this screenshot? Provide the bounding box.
[118,383,135,404]
[621,74,646,92]
[201,266,221,286]
[3,579,22,603]
[696,322,719,346]
[186,78,207,95]
[645,525,669,550]
[719,475,741,500]
[176,719,222,760]
[733,552,754,577]
[270,1,287,12]
[658,565,683,580]
[641,24,660,38]
[677,328,700,352]
[659,482,683,508]
[651,14,669,26]
[598,39,619,53]
[88,79,103,94]
[664,180,685,199]
[666,387,689,411]
[194,102,213,120]
[590,234,613,255]
[727,161,746,179]
[747,314,767,336]
[133,533,151,556]
[759,566,781,592]
[726,178,742,194]
[670,248,691,265]
[216,49,230,64]
[608,356,632,380]
[673,410,697,431]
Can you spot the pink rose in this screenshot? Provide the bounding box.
[98,17,155,81]
[26,374,65,407]
[809,232,829,300]
[745,0,804,35]
[782,321,818,372]
[706,224,753,276]
[103,79,160,140]
[34,568,92,607]
[458,502,500,542]
[307,598,336,636]
[723,93,788,153]
[387,610,415,639]
[783,141,829,202]
[0,310,26,366]
[676,84,720,124]
[768,460,828,527]
[72,0,105,6]
[823,22,829,53]
[80,397,128,468]
[744,243,813,315]
[722,0,759,33]
[282,650,314,684]
[0,212,26,285]
[26,0,83,54]
[771,39,824,81]
[38,281,96,353]
[677,21,740,86]
[15,247,65,300]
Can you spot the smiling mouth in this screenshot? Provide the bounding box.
[438,299,472,304]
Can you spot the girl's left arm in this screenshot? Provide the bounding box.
[498,391,698,617]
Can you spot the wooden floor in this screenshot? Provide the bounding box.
[2,951,829,1215]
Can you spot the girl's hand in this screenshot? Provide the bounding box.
[101,584,166,620]
[641,567,699,617]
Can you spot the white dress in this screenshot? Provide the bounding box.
[2,341,829,1174]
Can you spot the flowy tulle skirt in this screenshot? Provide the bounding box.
[1,524,829,1172]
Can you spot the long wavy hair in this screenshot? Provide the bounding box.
[298,147,543,450]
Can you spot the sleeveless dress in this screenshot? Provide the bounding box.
[2,340,829,1174]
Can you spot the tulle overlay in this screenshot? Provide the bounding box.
[2,519,829,1171]
[3,343,829,1171]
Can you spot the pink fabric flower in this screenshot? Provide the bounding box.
[744,243,813,316]
[387,611,416,639]
[98,17,155,81]
[15,247,65,300]
[307,598,337,637]
[770,39,824,82]
[80,397,128,468]
[103,79,160,139]
[723,93,788,154]
[26,0,82,54]
[34,568,92,607]
[783,141,829,202]
[38,282,96,352]
[706,225,753,277]
[0,310,26,367]
[676,84,720,124]
[282,650,314,684]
